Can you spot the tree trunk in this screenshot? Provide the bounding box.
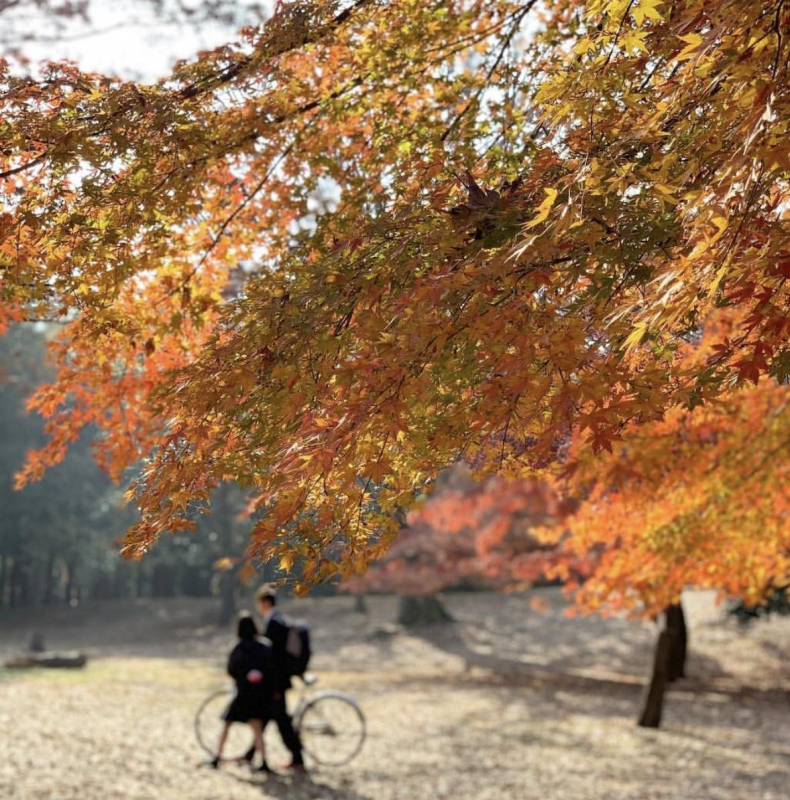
[19,562,31,606]
[9,557,19,608]
[666,602,687,682]
[638,623,676,728]
[397,594,454,626]
[353,593,369,614]
[151,563,176,597]
[135,564,146,598]
[218,570,237,627]
[112,564,126,599]
[43,550,56,605]
[0,554,6,608]
[65,556,78,605]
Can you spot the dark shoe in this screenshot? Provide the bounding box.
[208,756,220,769]
[255,761,273,774]
[242,746,256,764]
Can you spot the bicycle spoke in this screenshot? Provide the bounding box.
[194,689,256,762]
[298,694,366,767]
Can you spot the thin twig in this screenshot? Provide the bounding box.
[440,0,538,142]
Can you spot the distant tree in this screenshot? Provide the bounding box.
[0,325,132,607]
[0,326,256,611]
[730,587,790,625]
[347,464,575,624]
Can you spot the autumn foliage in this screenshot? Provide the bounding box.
[551,317,790,617]
[0,1,788,599]
[347,464,574,597]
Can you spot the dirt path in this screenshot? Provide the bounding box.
[1,591,789,799]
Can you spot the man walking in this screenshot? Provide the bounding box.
[254,584,305,770]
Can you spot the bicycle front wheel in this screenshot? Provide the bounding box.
[296,691,366,767]
[194,689,255,762]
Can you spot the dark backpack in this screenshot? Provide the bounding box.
[284,620,311,677]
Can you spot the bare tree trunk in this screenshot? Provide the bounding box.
[19,562,31,606]
[666,602,687,682]
[397,594,454,626]
[638,628,673,728]
[353,593,369,614]
[9,557,19,608]
[638,600,688,728]
[0,554,6,608]
[218,570,237,627]
[135,564,146,598]
[65,556,78,605]
[151,563,177,597]
[43,550,56,605]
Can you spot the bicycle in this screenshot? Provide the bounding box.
[195,674,366,768]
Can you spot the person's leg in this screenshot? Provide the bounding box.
[211,721,232,768]
[249,719,271,772]
[272,693,304,767]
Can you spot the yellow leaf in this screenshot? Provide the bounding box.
[690,213,729,260]
[279,553,295,573]
[621,30,648,53]
[624,321,648,352]
[525,188,558,229]
[707,264,729,297]
[711,213,729,239]
[632,0,664,26]
[675,33,703,61]
[654,183,678,197]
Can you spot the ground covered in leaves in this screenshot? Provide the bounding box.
[1,590,788,800]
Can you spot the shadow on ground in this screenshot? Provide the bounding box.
[224,770,372,800]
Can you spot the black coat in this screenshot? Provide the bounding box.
[222,637,274,722]
[264,610,293,692]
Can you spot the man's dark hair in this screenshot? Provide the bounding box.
[237,613,259,641]
[255,584,277,606]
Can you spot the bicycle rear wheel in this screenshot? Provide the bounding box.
[296,691,366,767]
[194,689,255,762]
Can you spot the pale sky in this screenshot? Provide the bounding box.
[8,1,271,82]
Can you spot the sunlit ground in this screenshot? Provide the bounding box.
[1,590,788,800]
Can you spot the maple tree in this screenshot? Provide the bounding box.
[0,0,788,590]
[345,463,577,624]
[546,313,790,620]
[534,314,789,727]
[350,463,572,596]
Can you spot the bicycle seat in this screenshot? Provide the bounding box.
[301,673,318,686]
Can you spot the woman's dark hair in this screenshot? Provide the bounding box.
[237,613,259,641]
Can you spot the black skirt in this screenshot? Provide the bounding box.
[222,689,271,723]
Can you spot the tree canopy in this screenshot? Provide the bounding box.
[552,312,790,617]
[1,0,788,591]
[347,463,569,597]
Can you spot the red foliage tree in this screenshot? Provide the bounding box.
[346,464,585,623]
